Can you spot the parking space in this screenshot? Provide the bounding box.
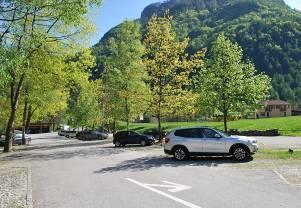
[28,149,301,208]
[1,134,301,208]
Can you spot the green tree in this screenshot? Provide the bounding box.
[0,0,101,152]
[100,21,149,131]
[66,80,101,129]
[198,34,271,132]
[65,49,101,129]
[143,13,204,140]
[20,52,69,139]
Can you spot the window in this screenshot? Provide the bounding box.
[174,128,201,138]
[83,130,91,135]
[280,105,287,111]
[201,128,219,138]
[266,105,273,112]
[116,132,127,137]
[129,131,139,136]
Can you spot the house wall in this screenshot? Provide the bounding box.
[257,105,291,118]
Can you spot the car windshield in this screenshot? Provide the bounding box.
[130,131,140,136]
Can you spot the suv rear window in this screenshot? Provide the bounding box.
[174,128,200,138]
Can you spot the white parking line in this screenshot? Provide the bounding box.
[273,170,290,185]
[126,178,201,208]
[273,170,301,187]
[144,181,192,193]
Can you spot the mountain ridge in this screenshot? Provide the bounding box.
[93,0,301,102]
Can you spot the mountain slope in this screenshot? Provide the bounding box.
[93,0,301,102]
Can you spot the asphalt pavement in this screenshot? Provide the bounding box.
[256,136,301,149]
[0,133,300,208]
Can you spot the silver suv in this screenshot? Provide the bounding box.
[164,127,258,161]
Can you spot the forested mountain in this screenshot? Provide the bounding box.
[93,0,301,102]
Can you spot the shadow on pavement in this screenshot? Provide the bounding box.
[94,156,253,173]
[0,145,124,162]
[18,140,111,152]
[0,143,161,162]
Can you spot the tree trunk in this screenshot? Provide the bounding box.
[101,99,105,130]
[113,120,116,134]
[22,100,28,145]
[4,109,16,152]
[223,110,228,133]
[157,91,163,142]
[4,74,25,153]
[125,97,129,131]
[25,105,32,133]
[4,9,29,152]
[157,115,162,141]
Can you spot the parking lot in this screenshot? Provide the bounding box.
[0,133,301,208]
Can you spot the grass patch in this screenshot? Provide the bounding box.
[122,116,301,136]
[254,149,301,160]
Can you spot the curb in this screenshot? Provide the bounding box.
[26,167,33,208]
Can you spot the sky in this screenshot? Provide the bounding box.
[89,0,301,45]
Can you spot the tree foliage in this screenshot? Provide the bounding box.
[96,21,149,131]
[0,0,101,152]
[65,49,101,129]
[197,34,271,132]
[144,13,204,139]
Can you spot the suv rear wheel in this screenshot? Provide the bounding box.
[232,146,248,161]
[173,146,188,161]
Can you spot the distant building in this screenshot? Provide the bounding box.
[292,104,301,116]
[135,113,151,123]
[27,123,52,134]
[257,100,291,118]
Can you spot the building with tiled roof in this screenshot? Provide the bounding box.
[257,100,291,118]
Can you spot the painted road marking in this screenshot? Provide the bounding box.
[126,178,201,208]
[273,170,290,186]
[273,170,301,187]
[144,181,192,193]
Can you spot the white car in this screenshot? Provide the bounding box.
[164,127,258,161]
[64,130,77,138]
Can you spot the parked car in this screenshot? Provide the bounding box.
[76,130,108,141]
[58,129,67,136]
[164,127,258,161]
[64,130,77,138]
[143,129,168,140]
[0,130,31,146]
[113,131,155,147]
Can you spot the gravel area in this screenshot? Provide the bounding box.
[0,168,28,208]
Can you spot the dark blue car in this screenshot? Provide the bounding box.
[113,131,155,147]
